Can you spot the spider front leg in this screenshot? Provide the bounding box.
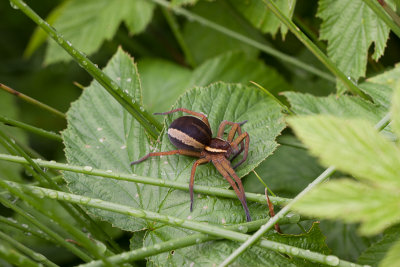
[130,150,201,165]
[217,120,247,164]
[231,132,250,169]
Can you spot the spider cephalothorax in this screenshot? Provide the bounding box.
[130,108,251,221]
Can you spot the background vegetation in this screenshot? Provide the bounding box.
[1,0,400,266]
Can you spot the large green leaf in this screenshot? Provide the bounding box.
[44,0,154,64]
[358,226,400,267]
[288,114,400,235]
[62,46,285,237]
[379,236,400,267]
[317,0,391,81]
[288,115,400,189]
[230,0,296,38]
[292,179,400,236]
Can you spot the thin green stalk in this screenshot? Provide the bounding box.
[219,112,392,266]
[0,196,92,262]
[262,0,369,99]
[0,154,290,206]
[277,135,307,150]
[78,217,278,267]
[252,170,276,197]
[0,243,41,267]
[0,178,113,266]
[14,183,360,267]
[362,0,400,38]
[162,8,196,68]
[0,215,50,241]
[0,131,121,254]
[150,0,336,83]
[0,115,62,142]
[0,83,65,119]
[0,231,58,267]
[10,0,162,139]
[250,81,293,115]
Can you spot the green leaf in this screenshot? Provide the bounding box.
[230,0,296,38]
[359,226,400,267]
[292,179,400,235]
[317,0,390,80]
[288,115,400,188]
[244,141,325,198]
[63,48,285,233]
[44,0,154,64]
[379,236,400,267]
[391,87,400,137]
[182,1,262,64]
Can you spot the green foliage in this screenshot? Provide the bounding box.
[317,0,391,81]
[43,0,154,64]
[63,48,285,228]
[3,0,400,266]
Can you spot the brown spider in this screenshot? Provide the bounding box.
[130,108,251,221]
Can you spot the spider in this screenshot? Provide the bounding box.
[130,108,251,222]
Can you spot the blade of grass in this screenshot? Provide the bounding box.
[0,231,58,267]
[150,0,336,83]
[0,130,121,254]
[218,112,391,266]
[0,195,92,262]
[0,177,113,266]
[262,0,369,99]
[0,83,66,119]
[9,0,162,139]
[0,154,291,206]
[13,182,361,267]
[0,115,62,142]
[0,215,50,241]
[0,242,43,267]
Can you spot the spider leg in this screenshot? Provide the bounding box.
[231,132,250,169]
[189,158,209,212]
[130,150,201,165]
[213,159,251,222]
[154,108,210,129]
[217,120,247,163]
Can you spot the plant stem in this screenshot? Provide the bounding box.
[0,231,58,267]
[14,182,360,267]
[162,8,196,68]
[250,81,293,115]
[0,83,66,119]
[262,0,369,99]
[150,0,336,83]
[0,243,42,267]
[0,154,290,206]
[362,0,400,38]
[0,115,62,142]
[0,195,92,262]
[9,0,162,139]
[219,111,392,266]
[78,217,275,267]
[0,215,50,241]
[0,131,121,254]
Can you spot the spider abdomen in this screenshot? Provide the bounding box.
[167,116,212,151]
